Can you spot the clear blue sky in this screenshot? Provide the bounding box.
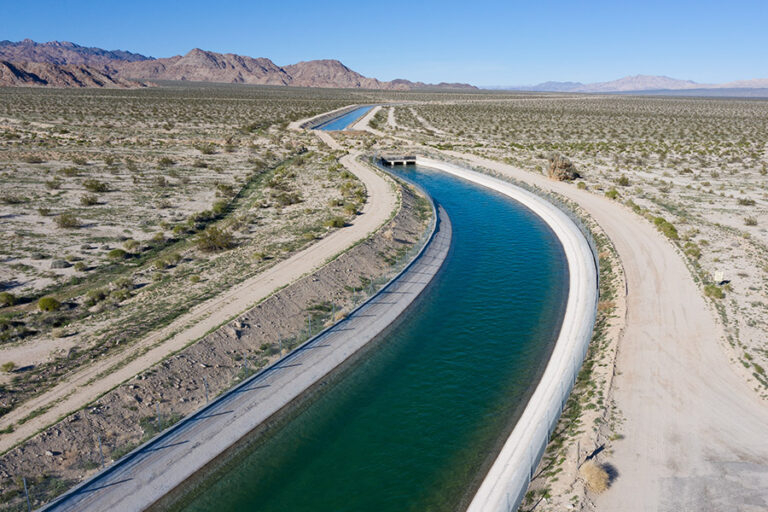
[2,0,766,85]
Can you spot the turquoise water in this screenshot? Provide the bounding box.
[315,106,373,131]
[179,166,569,512]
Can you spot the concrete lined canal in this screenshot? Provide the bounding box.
[178,165,569,511]
[314,106,373,130]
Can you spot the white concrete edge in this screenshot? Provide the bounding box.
[417,157,598,512]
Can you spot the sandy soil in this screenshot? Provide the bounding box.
[0,132,398,453]
[437,150,768,511]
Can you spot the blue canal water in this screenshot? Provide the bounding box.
[178,165,569,511]
[314,106,374,131]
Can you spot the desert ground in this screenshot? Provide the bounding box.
[1,84,766,511]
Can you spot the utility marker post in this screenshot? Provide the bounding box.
[23,476,31,512]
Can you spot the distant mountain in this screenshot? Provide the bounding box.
[0,40,476,91]
[573,75,700,92]
[117,48,292,85]
[512,81,584,92]
[0,39,151,71]
[498,74,768,94]
[0,60,148,88]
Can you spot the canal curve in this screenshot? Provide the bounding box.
[177,164,571,512]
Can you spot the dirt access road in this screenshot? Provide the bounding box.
[0,131,397,454]
[437,149,768,511]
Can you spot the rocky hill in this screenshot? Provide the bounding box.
[0,60,149,88]
[0,40,477,90]
[0,39,151,72]
[116,48,292,85]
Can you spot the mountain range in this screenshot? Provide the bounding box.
[0,39,476,90]
[501,74,768,93]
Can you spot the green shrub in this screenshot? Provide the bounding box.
[211,200,228,216]
[576,181,587,190]
[744,217,757,226]
[55,213,80,229]
[85,289,108,306]
[738,198,756,206]
[0,292,16,307]
[617,175,630,186]
[1,362,15,373]
[74,261,87,272]
[38,297,61,312]
[652,216,679,240]
[123,239,140,252]
[325,216,346,228]
[107,249,128,261]
[80,193,99,206]
[83,179,109,193]
[195,226,234,252]
[158,157,175,167]
[704,284,725,299]
[605,188,619,200]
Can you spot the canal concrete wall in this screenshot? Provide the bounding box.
[39,193,451,512]
[417,157,599,512]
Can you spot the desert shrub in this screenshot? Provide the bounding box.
[38,297,61,312]
[74,261,87,272]
[80,193,99,206]
[344,203,359,215]
[652,216,679,240]
[0,292,16,307]
[190,275,201,283]
[23,155,44,164]
[704,284,725,299]
[617,175,630,186]
[83,179,109,193]
[1,194,27,204]
[577,181,587,190]
[195,226,234,252]
[1,362,15,373]
[107,249,128,261]
[55,213,80,229]
[272,191,302,206]
[71,156,88,165]
[737,198,756,206]
[85,289,108,306]
[45,179,62,190]
[194,143,217,155]
[59,166,79,177]
[580,460,609,493]
[325,216,346,228]
[37,207,51,216]
[605,188,619,200]
[123,239,140,252]
[683,242,701,259]
[158,157,175,167]
[211,200,228,215]
[744,217,757,226]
